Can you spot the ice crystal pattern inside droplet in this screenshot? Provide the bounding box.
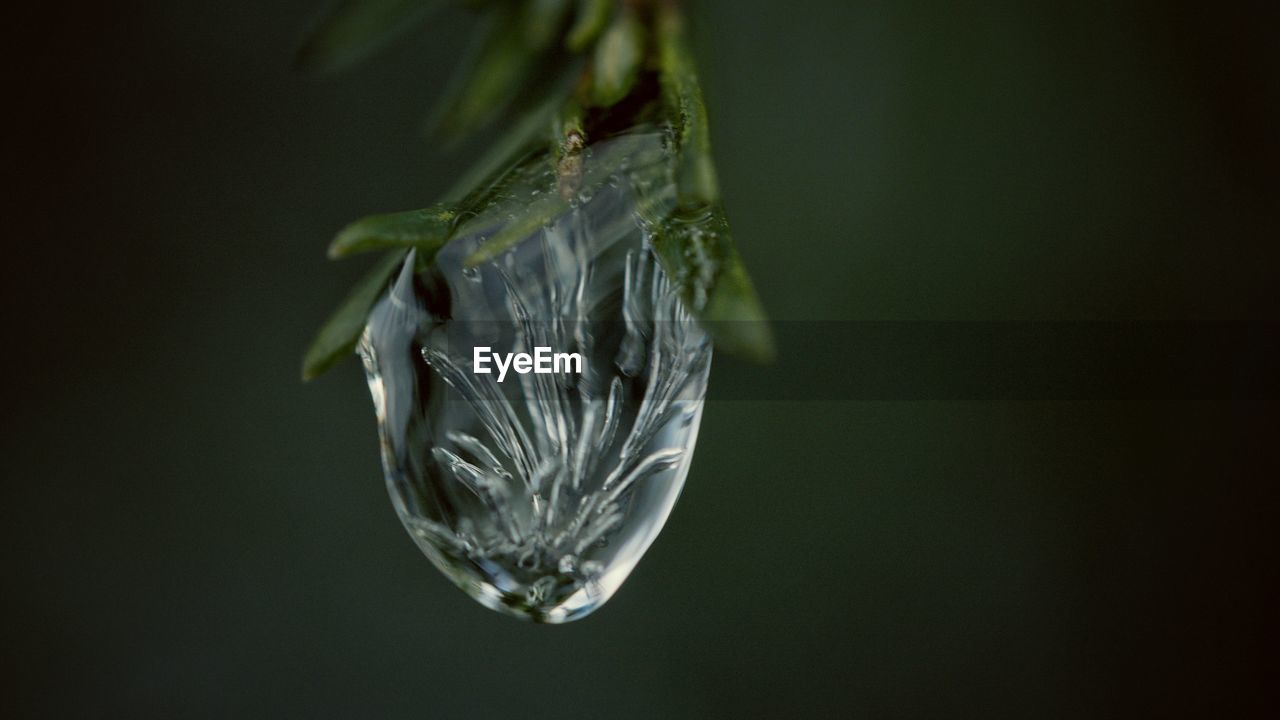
[358,133,711,622]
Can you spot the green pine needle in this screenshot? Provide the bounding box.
[327,204,457,259]
[431,6,541,139]
[655,2,719,207]
[302,250,407,381]
[565,0,612,51]
[464,192,569,266]
[302,0,775,380]
[590,8,644,106]
[524,0,573,50]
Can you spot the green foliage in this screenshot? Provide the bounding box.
[650,3,772,359]
[524,0,573,50]
[655,3,718,207]
[440,89,567,201]
[301,250,408,380]
[301,0,774,380]
[651,206,775,363]
[590,8,644,106]
[565,0,611,51]
[464,192,569,265]
[327,204,457,258]
[431,6,543,138]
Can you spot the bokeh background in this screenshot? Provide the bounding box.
[5,0,1276,716]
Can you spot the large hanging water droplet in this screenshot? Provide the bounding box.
[358,132,712,622]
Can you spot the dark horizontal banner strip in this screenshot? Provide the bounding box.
[706,321,1278,401]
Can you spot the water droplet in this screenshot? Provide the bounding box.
[358,133,710,623]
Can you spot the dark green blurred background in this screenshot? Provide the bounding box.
[5,0,1276,716]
